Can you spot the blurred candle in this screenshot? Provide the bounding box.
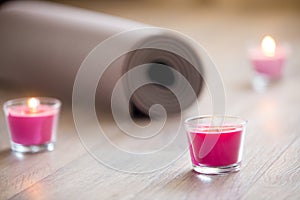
[248,35,288,91]
[3,97,61,153]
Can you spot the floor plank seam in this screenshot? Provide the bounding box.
[240,134,299,199]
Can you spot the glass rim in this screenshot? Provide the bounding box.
[184,115,248,127]
[3,97,61,110]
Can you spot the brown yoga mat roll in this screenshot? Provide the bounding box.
[0,0,203,116]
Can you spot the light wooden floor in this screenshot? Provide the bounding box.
[0,1,300,199]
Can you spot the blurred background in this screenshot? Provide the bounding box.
[50,0,300,12]
[1,0,299,104]
[46,0,300,88]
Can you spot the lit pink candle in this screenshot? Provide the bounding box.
[3,97,61,153]
[248,35,288,78]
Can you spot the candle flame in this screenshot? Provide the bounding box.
[27,98,40,112]
[261,35,276,57]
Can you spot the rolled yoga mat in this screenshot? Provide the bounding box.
[0,0,203,116]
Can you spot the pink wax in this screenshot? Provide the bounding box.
[187,126,243,167]
[249,48,286,78]
[7,105,57,145]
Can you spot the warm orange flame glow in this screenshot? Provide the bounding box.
[261,35,276,57]
[27,98,40,112]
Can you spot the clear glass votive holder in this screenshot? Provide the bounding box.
[3,97,61,153]
[184,115,247,175]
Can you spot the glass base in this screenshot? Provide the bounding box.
[11,141,54,153]
[252,73,280,92]
[192,162,241,175]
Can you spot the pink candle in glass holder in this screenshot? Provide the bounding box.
[3,97,61,153]
[248,35,289,90]
[249,35,287,78]
[188,126,243,167]
[185,116,247,175]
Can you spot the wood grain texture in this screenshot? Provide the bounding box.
[1,2,300,200]
[243,137,300,200]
